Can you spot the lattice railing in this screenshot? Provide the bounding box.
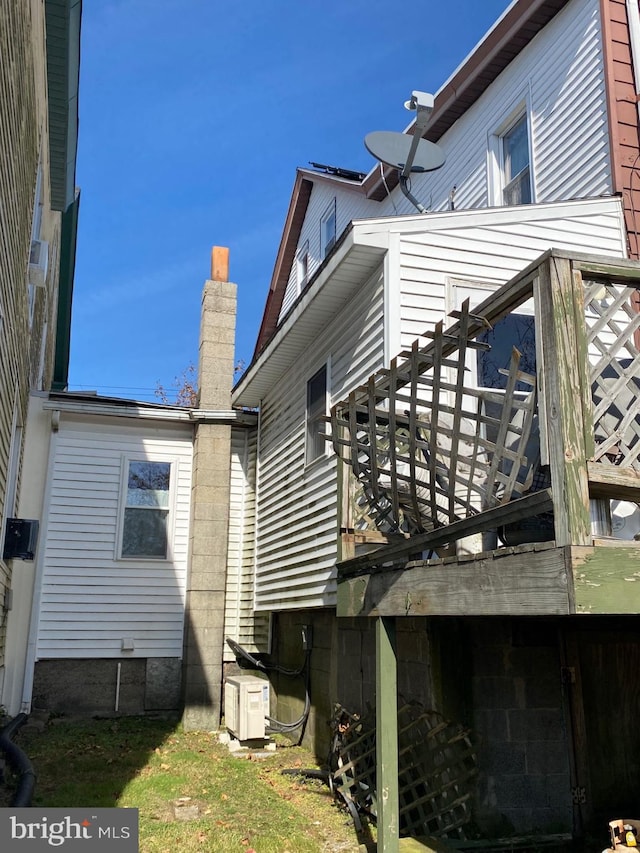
[583,278,640,470]
[331,301,539,536]
[332,702,477,839]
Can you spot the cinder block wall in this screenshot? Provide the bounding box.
[468,618,572,835]
[32,658,183,716]
[269,611,572,835]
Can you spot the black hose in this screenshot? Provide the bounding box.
[0,713,36,806]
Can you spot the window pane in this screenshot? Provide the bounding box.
[122,507,168,557]
[503,168,531,206]
[307,365,327,462]
[503,115,529,182]
[476,313,536,391]
[127,461,170,508]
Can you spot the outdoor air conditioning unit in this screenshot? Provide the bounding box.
[28,239,49,288]
[224,675,269,741]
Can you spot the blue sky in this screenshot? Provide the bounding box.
[69,0,513,402]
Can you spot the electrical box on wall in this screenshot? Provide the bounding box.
[3,519,39,561]
[224,675,269,741]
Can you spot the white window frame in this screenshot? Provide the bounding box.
[320,199,337,259]
[296,240,310,293]
[116,456,177,561]
[305,361,330,465]
[488,94,535,207]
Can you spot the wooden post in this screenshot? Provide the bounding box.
[537,254,591,546]
[376,616,399,853]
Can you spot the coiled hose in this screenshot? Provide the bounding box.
[0,713,36,806]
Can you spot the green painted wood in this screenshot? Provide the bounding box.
[376,616,399,853]
[572,545,640,613]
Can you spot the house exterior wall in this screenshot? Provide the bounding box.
[253,200,625,613]
[278,179,380,322]
[224,425,270,659]
[0,1,65,684]
[34,414,193,660]
[395,198,626,350]
[376,0,609,218]
[255,267,384,611]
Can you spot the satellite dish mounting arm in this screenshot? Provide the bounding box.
[400,91,434,214]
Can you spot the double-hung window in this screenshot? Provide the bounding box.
[320,200,336,259]
[120,459,172,558]
[297,241,309,292]
[489,102,534,207]
[306,364,328,464]
[501,114,531,206]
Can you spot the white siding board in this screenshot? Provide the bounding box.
[36,417,193,660]
[224,426,269,660]
[255,268,384,611]
[397,206,625,348]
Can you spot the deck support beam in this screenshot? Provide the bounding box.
[376,616,399,853]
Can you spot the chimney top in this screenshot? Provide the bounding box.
[211,246,229,282]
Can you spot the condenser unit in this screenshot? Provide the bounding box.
[224,675,269,741]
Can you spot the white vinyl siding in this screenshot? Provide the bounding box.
[255,268,384,610]
[224,426,269,660]
[36,416,193,659]
[279,180,381,321]
[375,0,608,218]
[395,201,626,349]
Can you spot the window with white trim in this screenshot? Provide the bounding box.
[120,459,172,558]
[501,114,531,205]
[489,102,533,207]
[306,364,328,464]
[320,200,336,259]
[297,241,309,292]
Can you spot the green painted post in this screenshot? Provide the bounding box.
[376,615,399,852]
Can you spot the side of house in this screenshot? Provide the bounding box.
[229,0,640,839]
[0,0,80,706]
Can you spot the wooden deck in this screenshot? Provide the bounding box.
[331,251,640,617]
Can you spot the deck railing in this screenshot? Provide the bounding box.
[330,250,640,560]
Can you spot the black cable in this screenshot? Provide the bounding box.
[226,637,311,733]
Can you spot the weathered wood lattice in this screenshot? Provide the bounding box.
[583,279,640,470]
[330,301,539,535]
[332,702,477,839]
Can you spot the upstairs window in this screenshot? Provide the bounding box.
[306,364,328,464]
[297,241,309,292]
[320,200,336,259]
[501,113,531,206]
[120,460,171,558]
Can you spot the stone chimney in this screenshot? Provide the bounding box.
[182,247,236,731]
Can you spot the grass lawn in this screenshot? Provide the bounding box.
[6,716,373,853]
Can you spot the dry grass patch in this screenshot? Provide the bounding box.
[8,717,371,853]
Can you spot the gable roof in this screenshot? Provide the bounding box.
[249,0,572,361]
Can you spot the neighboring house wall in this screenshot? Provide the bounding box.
[224,425,269,659]
[28,412,193,714]
[0,1,66,688]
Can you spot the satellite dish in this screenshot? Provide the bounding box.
[364,131,445,173]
